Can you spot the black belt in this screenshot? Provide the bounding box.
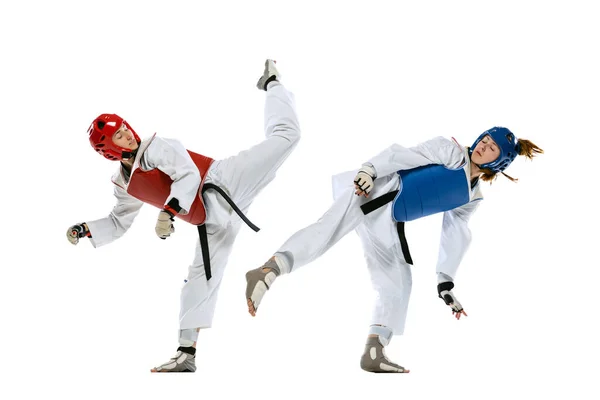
[395,221,413,265]
[360,190,413,265]
[197,183,260,280]
[360,190,399,216]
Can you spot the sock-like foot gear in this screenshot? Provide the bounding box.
[151,347,196,373]
[245,258,280,316]
[360,336,409,373]
[256,59,280,91]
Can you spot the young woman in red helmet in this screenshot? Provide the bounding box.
[245,127,542,373]
[67,60,299,372]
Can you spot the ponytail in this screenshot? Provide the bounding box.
[478,139,543,183]
[517,139,544,160]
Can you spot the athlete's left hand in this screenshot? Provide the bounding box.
[437,282,468,320]
[452,308,468,320]
[155,209,175,239]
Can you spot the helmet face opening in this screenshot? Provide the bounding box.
[470,127,520,173]
[88,114,140,161]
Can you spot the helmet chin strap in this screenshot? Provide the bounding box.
[121,146,139,161]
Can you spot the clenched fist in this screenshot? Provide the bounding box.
[155,209,175,239]
[67,223,90,245]
[354,164,376,197]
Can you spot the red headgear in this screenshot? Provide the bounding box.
[88,114,141,161]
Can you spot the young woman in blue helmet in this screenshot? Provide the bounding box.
[244,127,543,373]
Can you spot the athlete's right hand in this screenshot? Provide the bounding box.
[155,209,175,239]
[67,223,90,245]
[354,164,376,197]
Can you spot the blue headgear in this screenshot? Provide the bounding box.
[469,127,521,173]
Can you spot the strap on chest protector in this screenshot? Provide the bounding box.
[197,183,260,280]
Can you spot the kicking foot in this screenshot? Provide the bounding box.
[360,336,410,373]
[150,347,196,373]
[256,59,280,91]
[245,258,280,316]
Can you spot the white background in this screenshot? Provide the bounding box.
[1,0,598,399]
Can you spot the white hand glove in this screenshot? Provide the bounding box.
[438,282,467,319]
[353,164,376,197]
[67,223,89,245]
[155,209,175,239]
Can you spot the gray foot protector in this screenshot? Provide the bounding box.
[256,59,280,91]
[245,258,280,315]
[360,337,408,373]
[153,348,196,373]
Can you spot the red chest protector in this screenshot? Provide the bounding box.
[110,136,259,281]
[125,150,214,225]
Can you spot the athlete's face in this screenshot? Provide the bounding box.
[112,124,139,151]
[471,135,499,165]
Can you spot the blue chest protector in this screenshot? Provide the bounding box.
[392,164,471,222]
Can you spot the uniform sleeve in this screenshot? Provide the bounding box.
[85,185,144,248]
[435,200,481,282]
[366,136,466,178]
[143,137,201,214]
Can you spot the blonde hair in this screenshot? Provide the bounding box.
[479,139,544,183]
